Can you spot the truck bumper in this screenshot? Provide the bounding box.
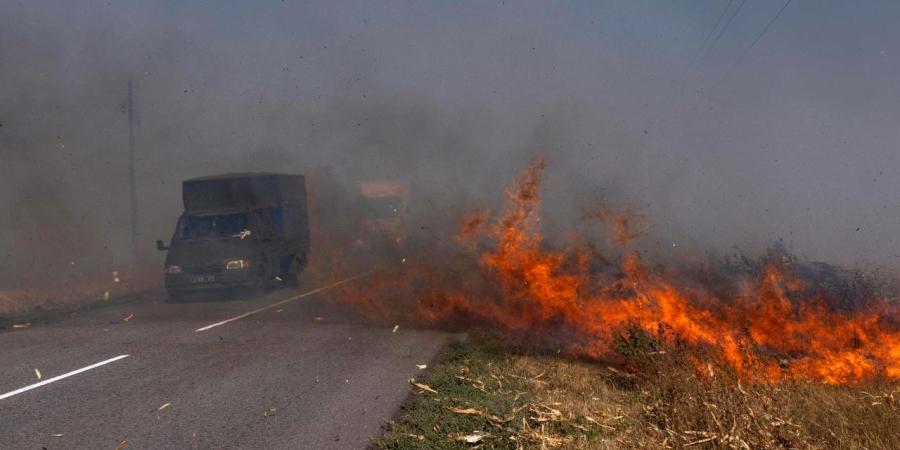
[165,270,260,296]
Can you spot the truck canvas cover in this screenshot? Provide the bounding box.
[183,173,304,212]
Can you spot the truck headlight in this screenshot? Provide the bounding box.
[165,265,182,274]
[226,259,251,270]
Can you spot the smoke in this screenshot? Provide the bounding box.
[2,1,900,287]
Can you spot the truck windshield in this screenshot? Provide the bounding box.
[366,197,403,219]
[177,213,249,239]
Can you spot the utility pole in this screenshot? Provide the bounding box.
[127,80,138,263]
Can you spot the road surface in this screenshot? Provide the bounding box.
[0,280,448,449]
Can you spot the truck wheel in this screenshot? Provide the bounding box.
[165,290,183,303]
[282,255,302,289]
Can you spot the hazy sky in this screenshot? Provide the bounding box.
[2,0,900,281]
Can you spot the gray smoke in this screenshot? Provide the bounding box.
[3,0,900,286]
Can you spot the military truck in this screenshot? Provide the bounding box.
[156,173,309,300]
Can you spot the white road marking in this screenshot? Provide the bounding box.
[0,354,130,401]
[195,275,364,332]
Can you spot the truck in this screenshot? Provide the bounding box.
[156,173,310,300]
[357,179,409,242]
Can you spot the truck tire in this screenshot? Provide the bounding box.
[281,255,303,288]
[165,290,183,303]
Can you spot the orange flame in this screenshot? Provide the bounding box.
[339,160,900,384]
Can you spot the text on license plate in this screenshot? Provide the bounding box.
[190,274,216,284]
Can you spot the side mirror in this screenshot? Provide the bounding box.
[156,240,169,251]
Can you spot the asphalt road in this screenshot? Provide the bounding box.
[0,279,449,449]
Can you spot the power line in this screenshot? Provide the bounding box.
[680,0,735,80]
[721,0,794,81]
[127,80,138,264]
[696,0,735,57]
[703,0,747,59]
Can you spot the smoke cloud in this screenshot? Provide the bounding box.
[3,0,900,287]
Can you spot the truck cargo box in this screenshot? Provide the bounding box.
[183,173,304,212]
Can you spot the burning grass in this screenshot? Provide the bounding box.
[352,159,900,446]
[338,159,900,385]
[378,332,900,449]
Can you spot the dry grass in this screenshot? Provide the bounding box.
[611,325,900,449]
[377,331,900,450]
[0,267,159,319]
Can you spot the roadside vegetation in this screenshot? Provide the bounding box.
[377,330,900,450]
[0,269,158,323]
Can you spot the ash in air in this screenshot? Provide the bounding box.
[1,1,899,344]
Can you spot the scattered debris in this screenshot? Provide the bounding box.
[392,325,400,333]
[606,366,635,378]
[409,378,438,394]
[103,291,110,301]
[50,433,63,437]
[122,313,135,322]
[448,406,483,416]
[158,402,171,411]
[314,316,324,321]
[455,373,487,392]
[416,364,427,370]
[112,271,120,283]
[236,229,252,240]
[264,407,277,417]
[115,438,128,450]
[274,276,283,282]
[12,323,31,330]
[449,431,490,444]
[34,368,41,380]
[447,406,507,424]
[401,433,425,441]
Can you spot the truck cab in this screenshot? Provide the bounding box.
[157,173,309,300]
[357,179,409,245]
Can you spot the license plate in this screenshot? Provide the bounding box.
[190,274,216,284]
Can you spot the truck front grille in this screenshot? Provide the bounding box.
[184,264,225,274]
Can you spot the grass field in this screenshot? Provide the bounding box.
[377,331,900,450]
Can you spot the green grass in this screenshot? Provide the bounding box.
[375,334,615,449]
[378,338,516,449]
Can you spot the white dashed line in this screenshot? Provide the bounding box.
[0,354,130,401]
[195,275,364,332]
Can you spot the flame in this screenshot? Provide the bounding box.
[339,160,900,384]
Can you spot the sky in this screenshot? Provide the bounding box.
[2,0,900,283]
